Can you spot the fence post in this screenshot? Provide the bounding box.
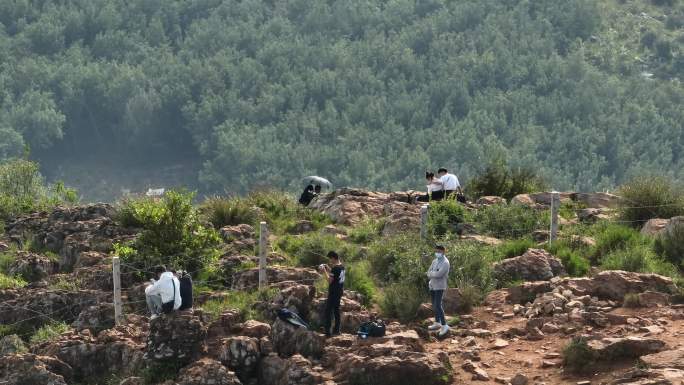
[420,204,429,240]
[259,222,268,290]
[112,256,123,326]
[549,191,560,244]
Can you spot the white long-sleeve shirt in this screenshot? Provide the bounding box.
[145,272,182,310]
[440,173,461,190]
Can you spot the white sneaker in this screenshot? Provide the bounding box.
[428,322,441,331]
[150,314,159,320]
[438,324,450,337]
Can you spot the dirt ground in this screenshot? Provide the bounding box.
[424,303,684,385]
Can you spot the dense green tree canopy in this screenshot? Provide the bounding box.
[0,0,682,200]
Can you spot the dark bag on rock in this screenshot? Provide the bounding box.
[179,272,193,310]
[357,319,386,338]
[277,308,309,329]
[456,193,467,203]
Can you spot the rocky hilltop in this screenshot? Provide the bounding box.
[0,189,683,385]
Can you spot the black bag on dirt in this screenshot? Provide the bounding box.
[357,319,386,339]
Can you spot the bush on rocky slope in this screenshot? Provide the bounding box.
[617,175,684,226]
[115,190,221,273]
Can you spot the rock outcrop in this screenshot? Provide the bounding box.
[7,251,59,282]
[0,353,72,385]
[271,319,324,359]
[5,204,134,272]
[231,267,320,291]
[309,188,419,225]
[493,249,566,282]
[176,358,243,385]
[146,312,207,366]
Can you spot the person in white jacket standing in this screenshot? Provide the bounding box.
[426,245,450,336]
[145,265,182,319]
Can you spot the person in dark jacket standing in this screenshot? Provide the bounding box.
[320,251,345,337]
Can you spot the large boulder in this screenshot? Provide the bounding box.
[591,271,677,301]
[640,349,684,370]
[7,251,59,282]
[146,312,207,366]
[0,354,73,385]
[334,353,451,385]
[381,202,421,236]
[493,249,566,282]
[641,218,670,237]
[5,204,135,272]
[506,281,553,304]
[72,303,115,333]
[309,188,418,225]
[587,337,666,359]
[574,192,620,208]
[0,289,107,329]
[176,358,242,385]
[271,319,324,359]
[268,284,317,319]
[476,196,506,206]
[258,353,324,385]
[309,296,369,334]
[34,317,147,382]
[218,336,261,380]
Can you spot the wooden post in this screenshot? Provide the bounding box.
[259,222,268,290]
[112,257,123,326]
[549,191,560,244]
[420,204,429,240]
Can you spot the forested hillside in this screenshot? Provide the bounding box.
[0,0,682,200]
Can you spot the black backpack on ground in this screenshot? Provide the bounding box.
[178,272,193,311]
[357,319,386,338]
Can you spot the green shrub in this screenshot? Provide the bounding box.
[654,219,684,268]
[114,190,220,274]
[29,322,69,345]
[445,241,498,293]
[617,176,684,226]
[0,273,27,289]
[379,283,426,323]
[495,238,535,259]
[591,223,646,263]
[472,203,548,239]
[277,232,354,267]
[0,159,78,220]
[344,261,376,305]
[453,279,481,313]
[545,241,590,277]
[200,289,276,322]
[467,157,547,200]
[368,234,431,288]
[247,190,331,235]
[601,244,678,277]
[348,218,385,244]
[199,196,260,228]
[0,251,17,273]
[623,293,641,308]
[428,199,466,237]
[562,337,596,373]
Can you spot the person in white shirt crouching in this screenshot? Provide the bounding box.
[437,167,463,200]
[145,265,182,319]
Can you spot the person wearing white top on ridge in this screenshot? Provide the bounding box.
[437,167,462,199]
[145,265,182,319]
[417,171,445,202]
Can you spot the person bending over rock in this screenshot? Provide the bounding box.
[427,245,450,337]
[319,251,345,337]
[299,184,315,206]
[145,265,182,320]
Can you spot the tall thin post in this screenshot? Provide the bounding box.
[549,191,560,244]
[420,204,429,240]
[112,257,123,326]
[259,222,268,290]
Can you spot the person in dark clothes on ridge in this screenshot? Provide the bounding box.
[299,184,315,206]
[319,251,345,337]
[177,270,193,311]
